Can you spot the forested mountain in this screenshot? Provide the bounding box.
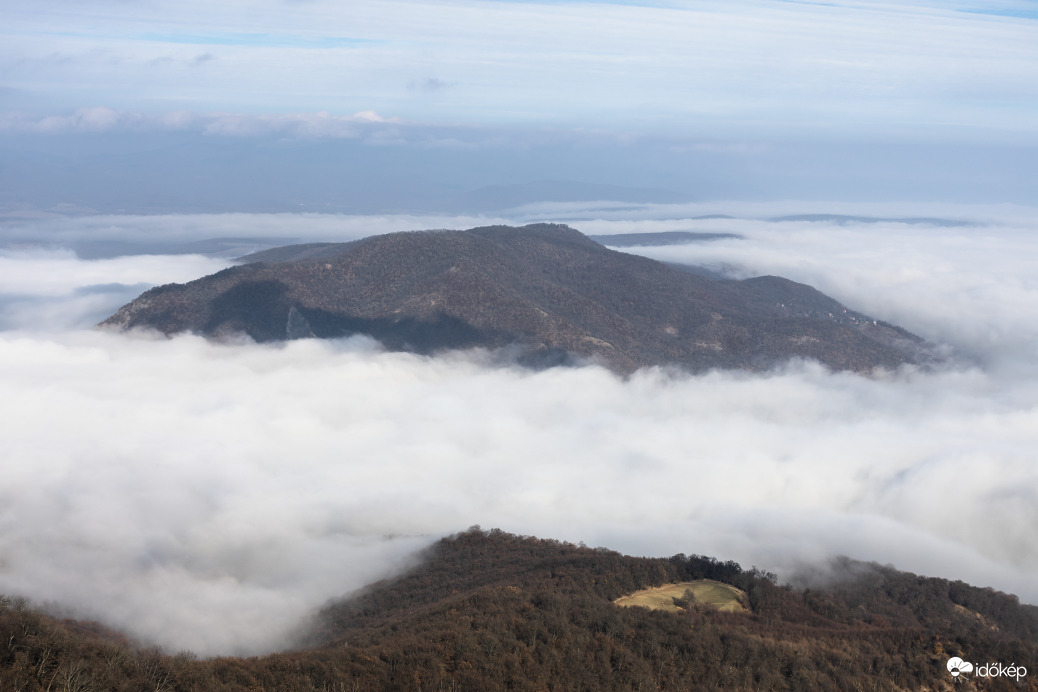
[3,529,1035,691]
[101,224,930,374]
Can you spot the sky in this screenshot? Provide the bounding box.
[1,0,1037,208]
[3,0,1036,133]
[0,0,1036,659]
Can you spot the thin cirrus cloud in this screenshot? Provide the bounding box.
[137,32,379,48]
[0,205,1036,656]
[0,107,399,136]
[0,0,1035,137]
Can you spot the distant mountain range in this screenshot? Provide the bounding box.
[768,214,973,226]
[3,529,1035,690]
[101,224,931,374]
[588,230,741,246]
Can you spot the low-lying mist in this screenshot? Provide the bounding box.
[0,204,1035,656]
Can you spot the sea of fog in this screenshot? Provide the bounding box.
[0,202,1036,656]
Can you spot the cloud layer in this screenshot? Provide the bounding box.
[3,0,1036,139]
[0,206,1036,656]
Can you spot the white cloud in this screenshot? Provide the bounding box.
[200,110,400,138]
[1,0,1034,137]
[0,108,401,137]
[0,106,131,133]
[0,249,231,331]
[0,249,229,297]
[585,209,1038,367]
[0,212,510,248]
[0,206,1036,656]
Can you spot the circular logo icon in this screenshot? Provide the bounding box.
[947,657,974,677]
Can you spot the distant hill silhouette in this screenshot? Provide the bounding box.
[769,214,972,227]
[101,224,931,374]
[588,230,741,246]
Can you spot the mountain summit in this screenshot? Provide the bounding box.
[101,224,927,374]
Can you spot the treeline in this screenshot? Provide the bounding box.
[2,528,1036,691]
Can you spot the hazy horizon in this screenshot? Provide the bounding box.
[2,0,1037,212]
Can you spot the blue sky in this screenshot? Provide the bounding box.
[1,0,1036,206]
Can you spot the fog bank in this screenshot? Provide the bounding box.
[0,206,1035,655]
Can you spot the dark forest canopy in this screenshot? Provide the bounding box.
[3,528,1035,691]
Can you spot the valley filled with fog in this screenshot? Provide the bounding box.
[1,203,1036,656]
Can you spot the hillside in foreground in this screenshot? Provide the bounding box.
[101,224,931,375]
[3,529,1036,691]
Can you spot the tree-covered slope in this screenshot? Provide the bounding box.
[101,224,929,374]
[3,529,1035,691]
